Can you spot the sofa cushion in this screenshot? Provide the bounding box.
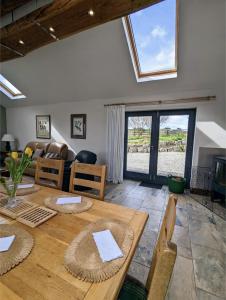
[25,141,50,153]
[24,142,37,153]
[36,142,50,153]
[44,152,60,159]
[47,142,68,160]
[32,149,44,160]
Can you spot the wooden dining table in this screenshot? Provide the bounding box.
[0,185,148,300]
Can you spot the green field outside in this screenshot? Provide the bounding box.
[128,130,187,145]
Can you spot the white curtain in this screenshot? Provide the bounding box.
[106,105,125,183]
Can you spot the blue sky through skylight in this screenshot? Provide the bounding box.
[130,0,176,73]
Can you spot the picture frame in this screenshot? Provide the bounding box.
[36,115,51,139]
[71,114,86,139]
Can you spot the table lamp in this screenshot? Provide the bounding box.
[1,134,15,152]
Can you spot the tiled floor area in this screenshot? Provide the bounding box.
[190,193,226,221]
[105,180,226,300]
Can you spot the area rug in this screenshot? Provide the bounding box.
[139,182,163,189]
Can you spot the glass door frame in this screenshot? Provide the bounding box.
[124,109,196,187]
[153,109,196,187]
[123,111,156,182]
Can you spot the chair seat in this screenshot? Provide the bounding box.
[118,275,148,300]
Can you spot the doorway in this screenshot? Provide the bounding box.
[124,109,196,187]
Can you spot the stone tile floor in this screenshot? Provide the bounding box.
[105,180,226,300]
[189,193,226,221]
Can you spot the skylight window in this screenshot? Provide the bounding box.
[123,0,178,82]
[0,74,26,100]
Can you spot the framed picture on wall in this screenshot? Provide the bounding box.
[36,115,51,139]
[71,114,86,139]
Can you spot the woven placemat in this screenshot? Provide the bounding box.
[16,185,40,196]
[44,195,93,214]
[0,183,40,196]
[64,219,134,282]
[0,224,34,275]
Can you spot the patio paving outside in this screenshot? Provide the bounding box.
[127,152,186,177]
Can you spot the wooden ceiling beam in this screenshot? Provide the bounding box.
[0,44,22,61]
[0,0,31,16]
[0,0,162,62]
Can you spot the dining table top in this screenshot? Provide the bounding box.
[0,185,148,300]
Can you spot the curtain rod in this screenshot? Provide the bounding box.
[104,96,216,107]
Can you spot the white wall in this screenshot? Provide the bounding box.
[4,0,226,166]
[6,100,106,162]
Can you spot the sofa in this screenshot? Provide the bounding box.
[7,141,68,177]
[4,142,98,192]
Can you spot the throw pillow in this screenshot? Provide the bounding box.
[32,148,44,160]
[43,152,60,159]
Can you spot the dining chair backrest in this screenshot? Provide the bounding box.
[146,195,177,300]
[35,157,64,190]
[69,162,107,200]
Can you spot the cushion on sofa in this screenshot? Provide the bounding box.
[25,141,50,154]
[32,149,44,160]
[47,142,68,160]
[44,152,60,159]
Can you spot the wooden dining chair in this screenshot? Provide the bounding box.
[69,162,107,200]
[118,195,178,300]
[35,157,64,190]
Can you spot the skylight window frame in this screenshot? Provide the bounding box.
[0,82,23,97]
[123,0,179,80]
[0,74,26,100]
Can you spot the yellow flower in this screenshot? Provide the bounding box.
[11,152,18,160]
[24,147,33,158]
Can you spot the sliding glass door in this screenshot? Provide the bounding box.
[124,109,196,186]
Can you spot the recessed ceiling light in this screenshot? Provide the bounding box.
[49,26,55,32]
[18,39,24,45]
[88,9,95,16]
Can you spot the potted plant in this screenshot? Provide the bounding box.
[168,175,186,194]
[0,147,33,207]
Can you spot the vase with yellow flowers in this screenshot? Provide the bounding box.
[0,147,33,207]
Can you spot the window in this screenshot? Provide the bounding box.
[123,0,178,82]
[0,74,26,99]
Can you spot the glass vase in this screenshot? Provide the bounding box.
[5,179,20,208]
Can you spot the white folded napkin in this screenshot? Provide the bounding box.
[17,183,34,189]
[92,229,123,262]
[56,196,82,205]
[0,235,15,252]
